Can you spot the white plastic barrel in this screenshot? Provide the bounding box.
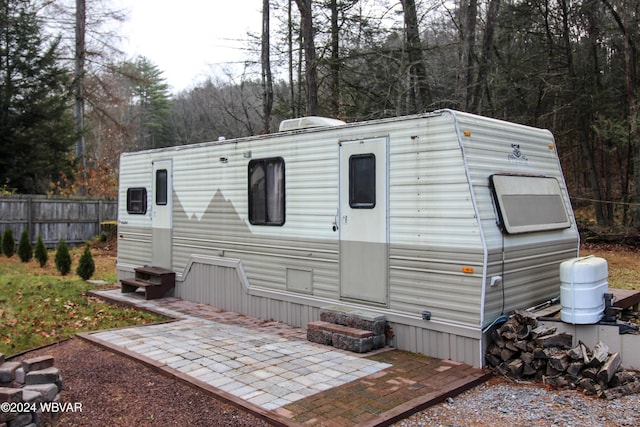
[560,256,608,324]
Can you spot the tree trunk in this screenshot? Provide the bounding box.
[471,0,500,114]
[261,0,273,133]
[458,0,477,111]
[75,0,86,193]
[601,0,639,227]
[329,0,340,118]
[287,0,296,118]
[560,0,605,224]
[294,0,318,115]
[401,0,431,113]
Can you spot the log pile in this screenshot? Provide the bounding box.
[485,311,640,399]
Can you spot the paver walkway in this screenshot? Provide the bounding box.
[83,289,492,426]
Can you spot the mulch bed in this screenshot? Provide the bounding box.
[10,338,272,427]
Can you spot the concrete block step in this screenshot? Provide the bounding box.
[307,321,373,338]
[320,306,386,336]
[307,320,386,353]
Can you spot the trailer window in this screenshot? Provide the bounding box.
[126,188,147,214]
[248,157,285,225]
[349,154,376,208]
[490,174,571,234]
[155,169,168,206]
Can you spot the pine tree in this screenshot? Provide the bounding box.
[55,239,71,276]
[0,0,77,193]
[2,229,15,258]
[76,245,95,280]
[17,229,32,262]
[34,234,48,267]
[129,56,171,150]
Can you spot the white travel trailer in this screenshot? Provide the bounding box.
[116,109,579,367]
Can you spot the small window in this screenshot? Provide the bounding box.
[156,169,168,205]
[127,187,147,214]
[490,174,571,234]
[248,157,285,225]
[349,154,376,208]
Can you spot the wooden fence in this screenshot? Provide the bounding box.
[0,195,117,247]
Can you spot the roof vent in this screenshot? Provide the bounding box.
[279,116,345,132]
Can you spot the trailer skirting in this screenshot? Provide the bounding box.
[167,255,484,367]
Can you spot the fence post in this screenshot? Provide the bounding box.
[27,196,33,243]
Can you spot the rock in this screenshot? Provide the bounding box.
[23,384,58,402]
[21,356,54,374]
[25,368,61,386]
[0,362,21,383]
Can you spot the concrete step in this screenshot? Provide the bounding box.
[307,307,388,353]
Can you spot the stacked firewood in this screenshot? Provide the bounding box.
[485,310,640,399]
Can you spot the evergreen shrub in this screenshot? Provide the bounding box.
[76,245,95,280]
[17,229,33,263]
[55,239,71,276]
[2,229,15,258]
[34,235,48,267]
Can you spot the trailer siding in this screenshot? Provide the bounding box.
[452,112,579,327]
[175,114,485,326]
[117,110,578,367]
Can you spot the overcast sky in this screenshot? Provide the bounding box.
[118,0,263,92]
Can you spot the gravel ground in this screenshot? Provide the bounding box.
[10,337,640,426]
[394,376,640,427]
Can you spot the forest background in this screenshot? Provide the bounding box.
[1,0,639,234]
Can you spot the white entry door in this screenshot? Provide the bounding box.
[151,159,172,268]
[339,137,388,305]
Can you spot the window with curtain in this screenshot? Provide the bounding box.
[248,157,285,225]
[126,188,147,214]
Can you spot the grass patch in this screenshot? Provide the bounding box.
[580,243,640,290]
[0,246,165,356]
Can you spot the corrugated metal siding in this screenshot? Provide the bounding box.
[387,320,481,366]
[179,261,248,314]
[116,225,152,269]
[119,113,492,329]
[116,111,579,367]
[452,111,579,327]
[385,113,485,327]
[116,152,154,273]
[389,245,484,325]
[167,131,343,301]
[175,257,483,366]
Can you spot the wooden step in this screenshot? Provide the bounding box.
[120,266,175,300]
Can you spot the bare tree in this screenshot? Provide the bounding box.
[457,0,477,111]
[294,0,318,115]
[601,0,640,227]
[471,0,501,114]
[262,0,274,132]
[75,0,86,193]
[329,0,339,117]
[400,0,432,113]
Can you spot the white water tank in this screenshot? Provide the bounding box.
[560,256,608,324]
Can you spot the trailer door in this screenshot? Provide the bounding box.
[151,159,172,268]
[339,137,388,305]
